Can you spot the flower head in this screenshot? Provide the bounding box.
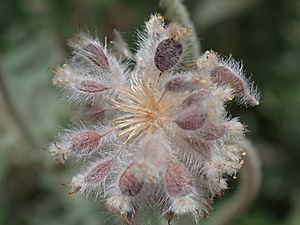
[49,14,259,224]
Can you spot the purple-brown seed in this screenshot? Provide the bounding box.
[164,160,193,198]
[165,77,189,92]
[71,131,102,154]
[78,80,109,93]
[175,107,207,130]
[154,38,183,72]
[85,44,109,69]
[119,164,144,196]
[201,123,225,140]
[85,159,114,184]
[210,66,244,94]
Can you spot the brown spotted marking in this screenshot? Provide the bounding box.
[154,38,183,72]
[119,164,144,196]
[174,105,207,130]
[85,159,114,183]
[164,160,193,198]
[85,43,109,69]
[78,80,109,93]
[71,131,102,154]
[210,66,244,94]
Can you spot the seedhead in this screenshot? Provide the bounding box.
[48,14,259,224]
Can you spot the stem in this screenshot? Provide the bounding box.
[159,0,201,58]
[193,0,259,31]
[0,67,39,149]
[207,139,261,225]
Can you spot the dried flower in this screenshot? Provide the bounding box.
[48,14,259,224]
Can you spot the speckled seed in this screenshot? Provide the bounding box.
[165,77,189,92]
[201,123,225,140]
[71,131,102,154]
[119,164,143,196]
[84,44,109,69]
[85,159,114,184]
[175,106,207,130]
[78,80,109,93]
[154,38,183,72]
[164,160,193,198]
[210,66,244,94]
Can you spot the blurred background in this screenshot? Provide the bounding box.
[0,0,300,225]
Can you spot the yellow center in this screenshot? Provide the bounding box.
[112,74,172,142]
